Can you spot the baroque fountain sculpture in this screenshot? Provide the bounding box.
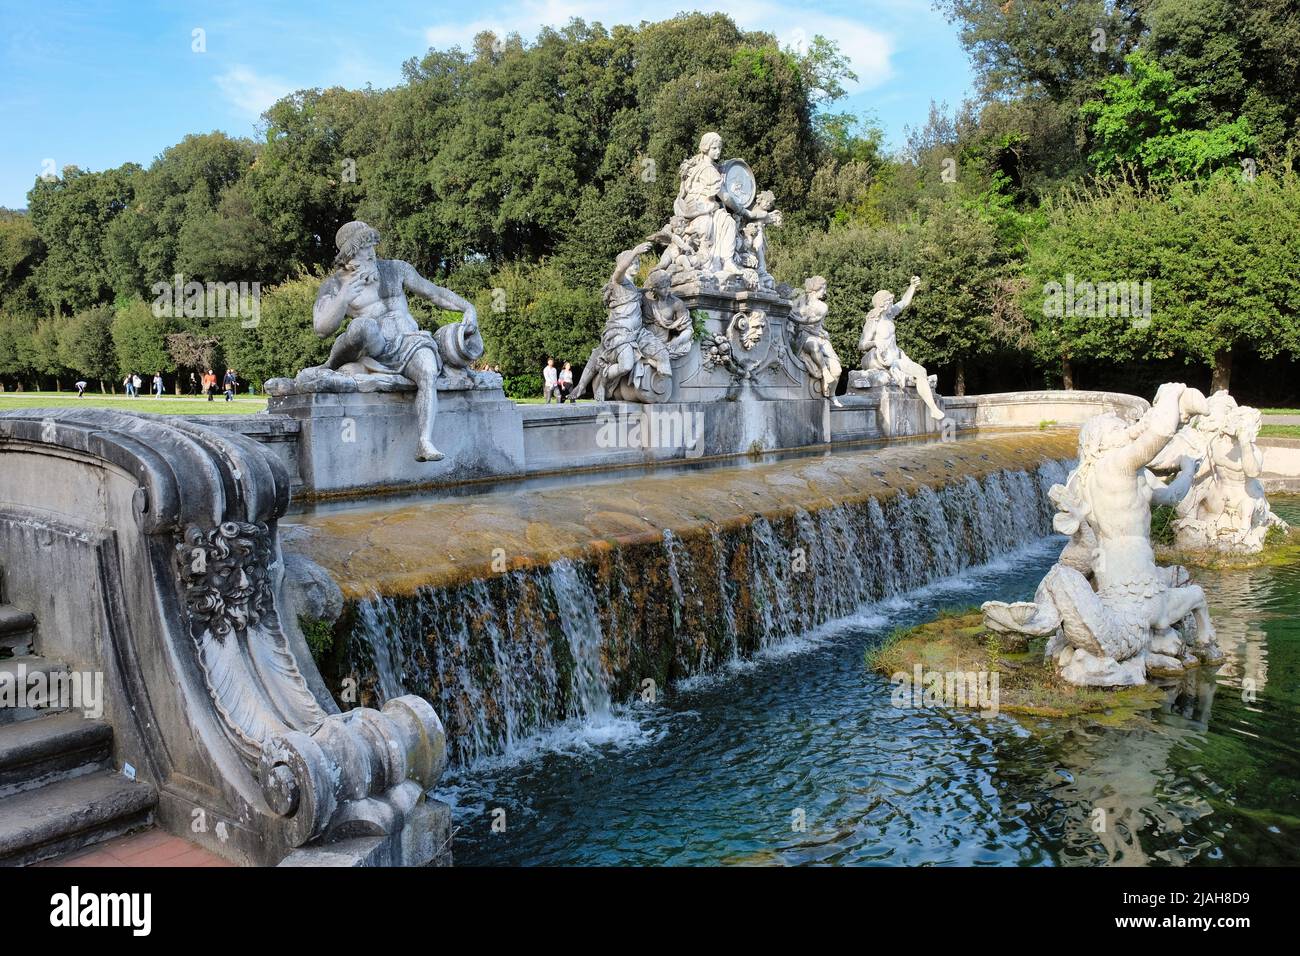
[267,220,488,462]
[575,131,843,404]
[1148,389,1287,554]
[851,276,945,421]
[982,383,1229,686]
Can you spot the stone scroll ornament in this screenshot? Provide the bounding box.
[982,384,1223,687]
[175,519,447,848]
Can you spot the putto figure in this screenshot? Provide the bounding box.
[789,276,842,404]
[857,276,945,421]
[575,241,693,403]
[1150,390,1288,553]
[309,221,481,462]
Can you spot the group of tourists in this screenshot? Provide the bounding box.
[73,369,244,401]
[542,358,576,403]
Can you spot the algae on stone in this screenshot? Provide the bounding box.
[866,609,1169,727]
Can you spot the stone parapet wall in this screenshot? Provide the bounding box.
[209,388,1148,501]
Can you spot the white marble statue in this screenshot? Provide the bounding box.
[307,221,481,462]
[857,277,945,421]
[1148,390,1287,553]
[737,189,782,289]
[574,241,693,403]
[982,384,1223,687]
[789,276,843,404]
[668,132,783,291]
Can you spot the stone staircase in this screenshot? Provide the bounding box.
[0,569,157,866]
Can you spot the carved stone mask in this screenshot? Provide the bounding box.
[177,521,274,638]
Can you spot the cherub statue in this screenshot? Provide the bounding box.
[1150,390,1287,553]
[857,276,944,421]
[309,221,480,461]
[789,276,843,405]
[738,190,782,288]
[650,216,708,285]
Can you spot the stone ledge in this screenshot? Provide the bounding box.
[264,366,503,397]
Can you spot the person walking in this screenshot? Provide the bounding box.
[542,358,559,403]
[558,361,574,403]
[131,373,142,397]
[202,369,216,402]
[189,371,198,395]
[123,373,135,397]
[75,379,87,398]
[152,372,164,397]
[223,368,237,402]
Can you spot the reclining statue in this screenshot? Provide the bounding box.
[857,276,945,421]
[1148,390,1287,553]
[575,241,693,403]
[789,276,843,404]
[982,383,1222,686]
[306,221,482,462]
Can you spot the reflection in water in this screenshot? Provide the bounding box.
[441,500,1300,866]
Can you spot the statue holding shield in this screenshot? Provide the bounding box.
[671,132,782,288]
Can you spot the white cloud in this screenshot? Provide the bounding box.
[215,65,294,119]
[424,0,894,91]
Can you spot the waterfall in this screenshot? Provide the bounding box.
[343,459,1072,765]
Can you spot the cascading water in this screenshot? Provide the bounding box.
[341,459,1072,765]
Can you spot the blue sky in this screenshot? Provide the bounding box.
[0,0,974,209]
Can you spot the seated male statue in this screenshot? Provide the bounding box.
[310,220,481,462]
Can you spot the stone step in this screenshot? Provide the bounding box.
[0,770,157,867]
[0,605,35,658]
[0,657,70,725]
[0,711,114,798]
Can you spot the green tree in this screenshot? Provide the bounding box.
[0,312,38,389]
[58,305,117,390]
[110,297,175,379]
[222,274,331,387]
[249,87,383,274]
[27,165,138,314]
[1081,51,1254,181]
[1144,0,1300,158]
[0,210,45,315]
[1023,170,1300,391]
[102,132,258,297]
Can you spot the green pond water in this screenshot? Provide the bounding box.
[439,498,1300,866]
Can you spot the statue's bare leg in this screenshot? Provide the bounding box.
[604,344,635,385]
[325,317,382,370]
[822,345,842,404]
[899,357,944,420]
[404,349,443,462]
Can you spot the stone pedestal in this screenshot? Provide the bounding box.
[668,285,822,402]
[845,371,949,440]
[267,378,525,496]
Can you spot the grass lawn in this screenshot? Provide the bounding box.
[1261,424,1300,439]
[0,391,266,415]
[1261,408,1300,416]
